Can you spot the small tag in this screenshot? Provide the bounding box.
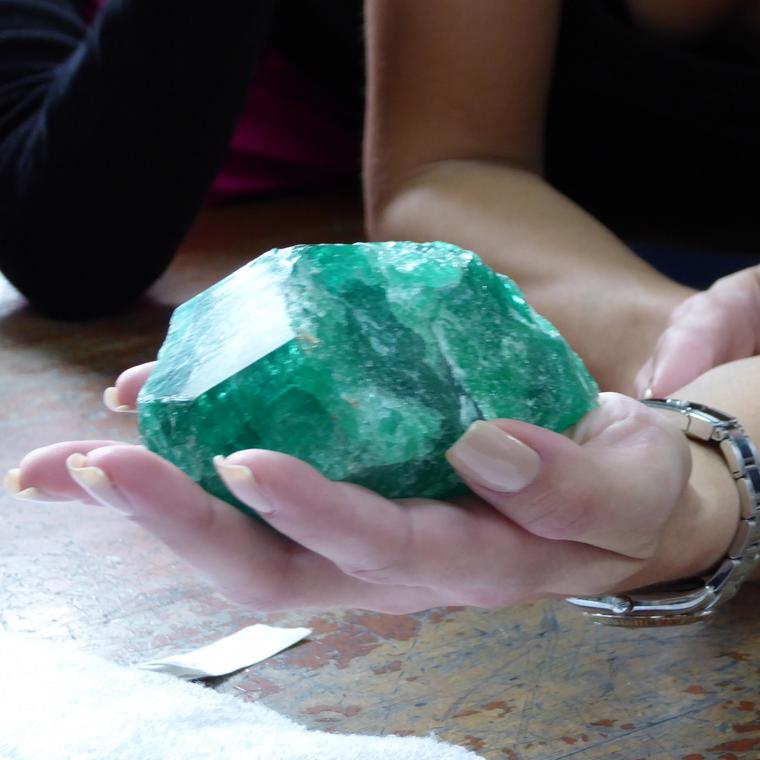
[137,624,311,680]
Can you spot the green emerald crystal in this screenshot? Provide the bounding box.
[137,241,598,512]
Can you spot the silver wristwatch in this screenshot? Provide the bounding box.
[566,398,760,627]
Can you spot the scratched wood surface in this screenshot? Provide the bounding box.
[2,193,760,760]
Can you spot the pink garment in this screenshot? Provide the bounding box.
[84,1,359,205]
[207,46,359,206]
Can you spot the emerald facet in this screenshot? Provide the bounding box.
[137,242,598,512]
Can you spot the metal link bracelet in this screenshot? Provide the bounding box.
[566,398,760,627]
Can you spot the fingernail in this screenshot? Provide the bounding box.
[213,455,274,514]
[65,453,133,515]
[446,421,541,492]
[642,386,654,400]
[4,468,63,503]
[103,386,136,413]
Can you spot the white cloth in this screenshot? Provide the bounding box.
[0,633,483,760]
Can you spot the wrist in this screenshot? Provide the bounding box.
[658,445,738,585]
[619,417,740,592]
[568,397,759,625]
[681,437,743,574]
[665,359,760,583]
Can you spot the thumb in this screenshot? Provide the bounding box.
[445,394,690,559]
[633,355,654,399]
[104,361,157,413]
[633,293,717,399]
[641,266,760,397]
[644,323,718,398]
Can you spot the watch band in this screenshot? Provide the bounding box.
[566,398,760,627]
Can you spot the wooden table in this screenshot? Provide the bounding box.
[2,194,760,760]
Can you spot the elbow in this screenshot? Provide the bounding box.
[22,289,145,322]
[365,196,403,243]
[365,156,543,243]
[365,191,422,245]
[0,230,171,322]
[364,161,443,243]
[3,265,150,321]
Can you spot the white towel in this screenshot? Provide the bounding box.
[0,633,483,760]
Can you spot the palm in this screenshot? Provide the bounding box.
[12,364,692,612]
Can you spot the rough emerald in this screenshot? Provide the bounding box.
[138,242,598,512]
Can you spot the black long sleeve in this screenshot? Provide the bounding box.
[0,0,275,319]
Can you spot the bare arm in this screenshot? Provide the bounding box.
[364,0,693,393]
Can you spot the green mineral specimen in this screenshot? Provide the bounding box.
[137,242,598,512]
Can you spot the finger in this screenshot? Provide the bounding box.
[215,449,640,603]
[64,445,442,613]
[646,268,760,397]
[646,294,729,397]
[103,362,157,412]
[446,393,690,560]
[216,448,446,585]
[633,356,654,399]
[647,325,718,397]
[5,440,128,503]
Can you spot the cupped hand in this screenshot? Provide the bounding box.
[7,364,721,614]
[635,265,760,399]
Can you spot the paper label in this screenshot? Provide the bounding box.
[137,624,311,680]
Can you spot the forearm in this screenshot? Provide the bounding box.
[368,159,693,393]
